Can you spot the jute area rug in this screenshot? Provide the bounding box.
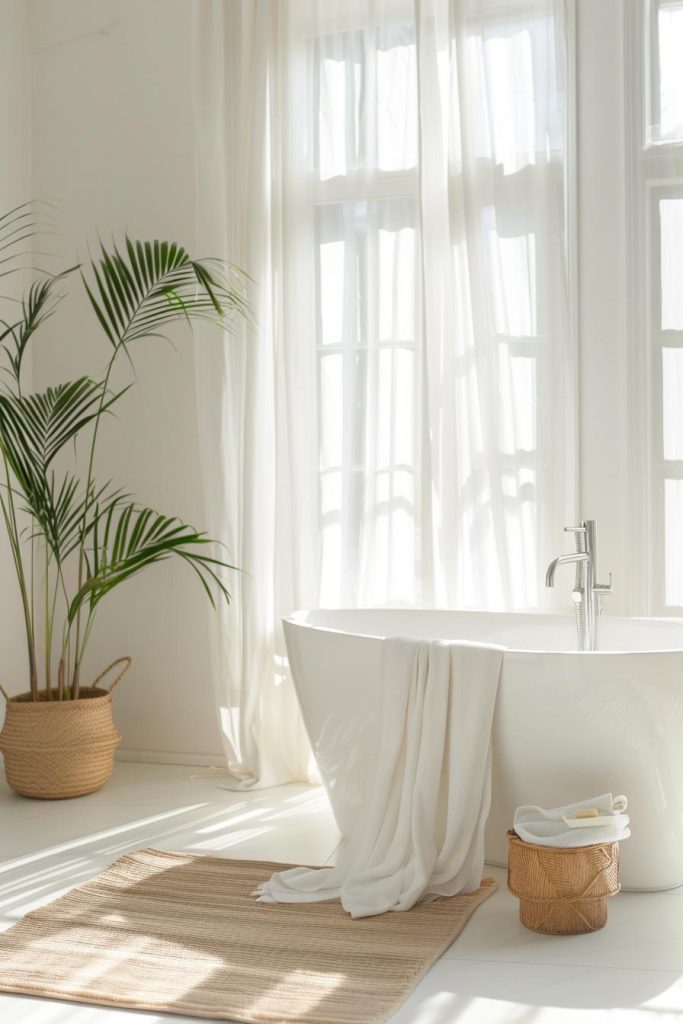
[0,848,496,1023]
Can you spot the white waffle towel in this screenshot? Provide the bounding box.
[256,636,504,918]
[514,794,630,847]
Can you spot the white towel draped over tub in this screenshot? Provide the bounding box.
[256,637,504,918]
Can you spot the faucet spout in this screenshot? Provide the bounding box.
[544,520,612,651]
[545,552,589,588]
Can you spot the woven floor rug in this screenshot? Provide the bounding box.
[0,848,496,1023]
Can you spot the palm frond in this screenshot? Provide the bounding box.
[69,501,234,624]
[0,377,127,476]
[0,379,128,562]
[23,475,126,563]
[82,238,251,349]
[0,201,59,282]
[0,267,78,385]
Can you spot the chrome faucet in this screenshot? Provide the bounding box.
[545,520,613,651]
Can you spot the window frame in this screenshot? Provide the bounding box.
[623,0,683,613]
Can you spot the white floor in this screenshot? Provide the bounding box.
[1,765,682,1023]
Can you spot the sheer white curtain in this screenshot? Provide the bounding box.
[192,0,576,785]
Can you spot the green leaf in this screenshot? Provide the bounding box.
[0,201,57,281]
[0,378,127,472]
[81,236,251,350]
[0,267,78,384]
[68,502,235,624]
[0,378,129,564]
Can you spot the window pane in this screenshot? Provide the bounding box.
[376,347,415,468]
[319,352,344,469]
[316,202,364,348]
[481,27,536,174]
[316,199,417,349]
[657,2,683,141]
[665,478,683,604]
[376,23,417,171]
[503,467,538,608]
[662,348,683,459]
[498,348,536,454]
[320,470,342,605]
[315,24,417,180]
[378,225,416,341]
[660,198,683,329]
[316,31,362,181]
[365,468,416,605]
[319,240,345,346]
[468,14,562,174]
[485,212,537,337]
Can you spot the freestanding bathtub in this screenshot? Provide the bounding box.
[283,609,683,891]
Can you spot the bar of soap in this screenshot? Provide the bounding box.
[562,814,616,828]
[575,807,599,818]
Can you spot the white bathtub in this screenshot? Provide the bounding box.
[283,609,683,891]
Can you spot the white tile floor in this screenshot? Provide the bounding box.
[1,763,682,1024]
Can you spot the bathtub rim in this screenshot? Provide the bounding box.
[283,608,683,657]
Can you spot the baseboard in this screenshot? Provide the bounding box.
[115,749,225,768]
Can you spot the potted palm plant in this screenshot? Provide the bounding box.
[0,203,249,799]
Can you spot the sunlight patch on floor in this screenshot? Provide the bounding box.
[0,804,209,876]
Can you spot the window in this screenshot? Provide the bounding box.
[286,0,574,611]
[630,0,683,610]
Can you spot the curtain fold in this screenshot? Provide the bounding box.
[192,0,314,785]
[192,0,576,786]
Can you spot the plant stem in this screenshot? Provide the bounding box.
[30,528,35,682]
[0,451,37,698]
[71,351,118,698]
[75,608,96,690]
[57,656,64,700]
[56,566,72,698]
[45,551,62,700]
[44,542,52,699]
[0,497,36,696]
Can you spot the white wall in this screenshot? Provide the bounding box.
[27,0,224,760]
[0,1,30,203]
[0,1,34,704]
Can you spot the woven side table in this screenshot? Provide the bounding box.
[507,829,621,935]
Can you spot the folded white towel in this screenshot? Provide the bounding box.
[257,636,504,918]
[514,793,630,848]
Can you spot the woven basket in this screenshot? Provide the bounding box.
[0,658,131,800]
[507,829,621,935]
